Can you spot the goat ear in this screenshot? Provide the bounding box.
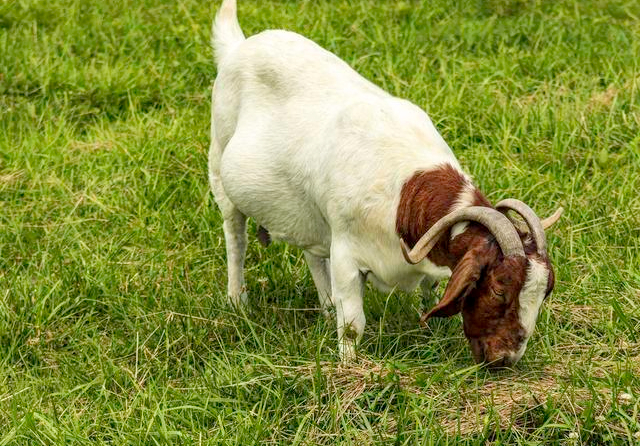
[420,249,484,323]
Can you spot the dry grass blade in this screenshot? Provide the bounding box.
[275,356,638,436]
[0,170,24,184]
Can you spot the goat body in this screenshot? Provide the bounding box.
[209,0,558,364]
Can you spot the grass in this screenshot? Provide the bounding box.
[1,0,639,443]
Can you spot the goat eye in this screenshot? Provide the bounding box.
[493,288,505,302]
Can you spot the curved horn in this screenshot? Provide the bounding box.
[495,199,562,254]
[400,206,525,264]
[541,207,563,229]
[495,199,547,254]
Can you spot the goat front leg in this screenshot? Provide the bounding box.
[330,242,365,362]
[304,251,333,317]
[209,137,248,308]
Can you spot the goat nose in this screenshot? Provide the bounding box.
[485,355,513,369]
[489,357,506,368]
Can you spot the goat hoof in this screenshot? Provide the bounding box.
[227,289,248,309]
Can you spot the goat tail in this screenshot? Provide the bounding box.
[213,0,245,65]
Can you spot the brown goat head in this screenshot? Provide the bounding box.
[421,236,555,368]
[397,167,561,367]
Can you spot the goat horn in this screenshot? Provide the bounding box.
[496,199,562,254]
[400,206,525,264]
[541,207,564,229]
[495,199,547,254]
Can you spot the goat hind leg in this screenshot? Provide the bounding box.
[221,209,248,307]
[209,139,248,308]
[303,251,333,317]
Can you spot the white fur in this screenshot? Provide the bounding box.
[212,0,245,64]
[210,0,468,360]
[518,259,548,337]
[511,258,549,362]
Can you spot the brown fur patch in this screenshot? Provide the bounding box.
[463,253,529,363]
[395,164,547,365]
[395,164,491,268]
[424,244,491,319]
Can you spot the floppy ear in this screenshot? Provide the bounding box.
[420,248,485,325]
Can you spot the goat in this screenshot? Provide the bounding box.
[208,0,562,367]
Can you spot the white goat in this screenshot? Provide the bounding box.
[209,0,561,366]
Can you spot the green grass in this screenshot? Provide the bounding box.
[1,0,639,443]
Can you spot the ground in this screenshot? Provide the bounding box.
[0,0,639,444]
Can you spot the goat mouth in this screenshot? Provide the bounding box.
[484,356,513,369]
[469,338,516,369]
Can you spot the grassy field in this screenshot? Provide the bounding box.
[1,0,640,443]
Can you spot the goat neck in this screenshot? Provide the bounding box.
[396,164,497,269]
